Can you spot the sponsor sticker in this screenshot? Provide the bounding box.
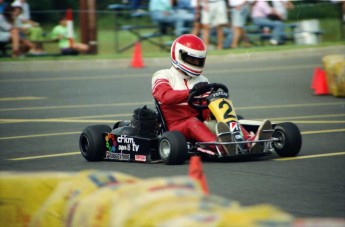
[135,155,146,162]
[105,151,130,161]
[117,135,140,152]
[229,121,240,132]
[105,134,140,153]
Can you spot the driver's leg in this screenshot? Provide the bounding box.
[204,120,217,134]
[170,118,236,155]
[170,117,216,142]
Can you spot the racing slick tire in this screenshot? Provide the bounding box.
[79,125,111,161]
[272,122,302,157]
[159,131,188,165]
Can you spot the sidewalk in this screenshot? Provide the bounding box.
[1,45,344,73]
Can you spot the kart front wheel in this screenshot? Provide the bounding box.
[159,131,188,165]
[272,122,302,157]
[79,125,111,161]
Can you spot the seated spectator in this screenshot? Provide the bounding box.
[272,0,294,21]
[51,15,89,55]
[12,0,44,54]
[129,0,147,15]
[148,0,193,36]
[175,0,195,34]
[0,5,33,57]
[251,1,285,45]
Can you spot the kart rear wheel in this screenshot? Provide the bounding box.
[159,131,188,165]
[79,125,111,161]
[272,122,302,157]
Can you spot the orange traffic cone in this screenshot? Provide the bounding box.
[188,156,209,194]
[131,42,144,68]
[314,68,329,95]
[311,67,321,90]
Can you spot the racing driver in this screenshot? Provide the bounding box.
[151,34,272,154]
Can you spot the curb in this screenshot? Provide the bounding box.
[1,46,344,73]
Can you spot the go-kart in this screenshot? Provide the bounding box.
[79,83,302,165]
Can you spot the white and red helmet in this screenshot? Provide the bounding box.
[171,34,207,77]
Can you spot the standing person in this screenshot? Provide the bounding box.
[228,0,250,48]
[191,0,202,36]
[152,34,272,154]
[51,15,89,55]
[251,1,285,45]
[199,0,229,50]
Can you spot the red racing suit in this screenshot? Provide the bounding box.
[152,66,217,142]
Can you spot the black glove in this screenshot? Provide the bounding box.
[190,82,208,94]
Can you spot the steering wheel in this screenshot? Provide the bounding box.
[188,83,228,110]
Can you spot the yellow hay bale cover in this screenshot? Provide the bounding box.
[0,171,72,227]
[0,170,296,227]
[158,204,293,227]
[322,54,345,97]
[29,170,138,227]
[332,60,345,97]
[124,193,239,226]
[70,176,203,227]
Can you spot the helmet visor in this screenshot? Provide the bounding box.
[180,51,205,68]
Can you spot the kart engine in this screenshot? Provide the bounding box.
[112,125,136,136]
[131,105,158,138]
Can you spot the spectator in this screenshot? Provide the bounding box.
[175,0,195,34]
[228,0,251,48]
[51,15,89,55]
[251,1,285,45]
[128,0,149,16]
[271,0,294,21]
[190,0,232,49]
[11,0,44,54]
[210,26,233,49]
[129,0,143,13]
[191,0,202,36]
[148,0,193,36]
[18,0,29,21]
[199,0,229,50]
[0,5,33,57]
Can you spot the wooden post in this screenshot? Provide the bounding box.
[87,0,97,54]
[79,0,97,54]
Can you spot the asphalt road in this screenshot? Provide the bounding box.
[1,46,345,218]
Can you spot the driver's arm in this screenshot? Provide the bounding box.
[152,79,189,105]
